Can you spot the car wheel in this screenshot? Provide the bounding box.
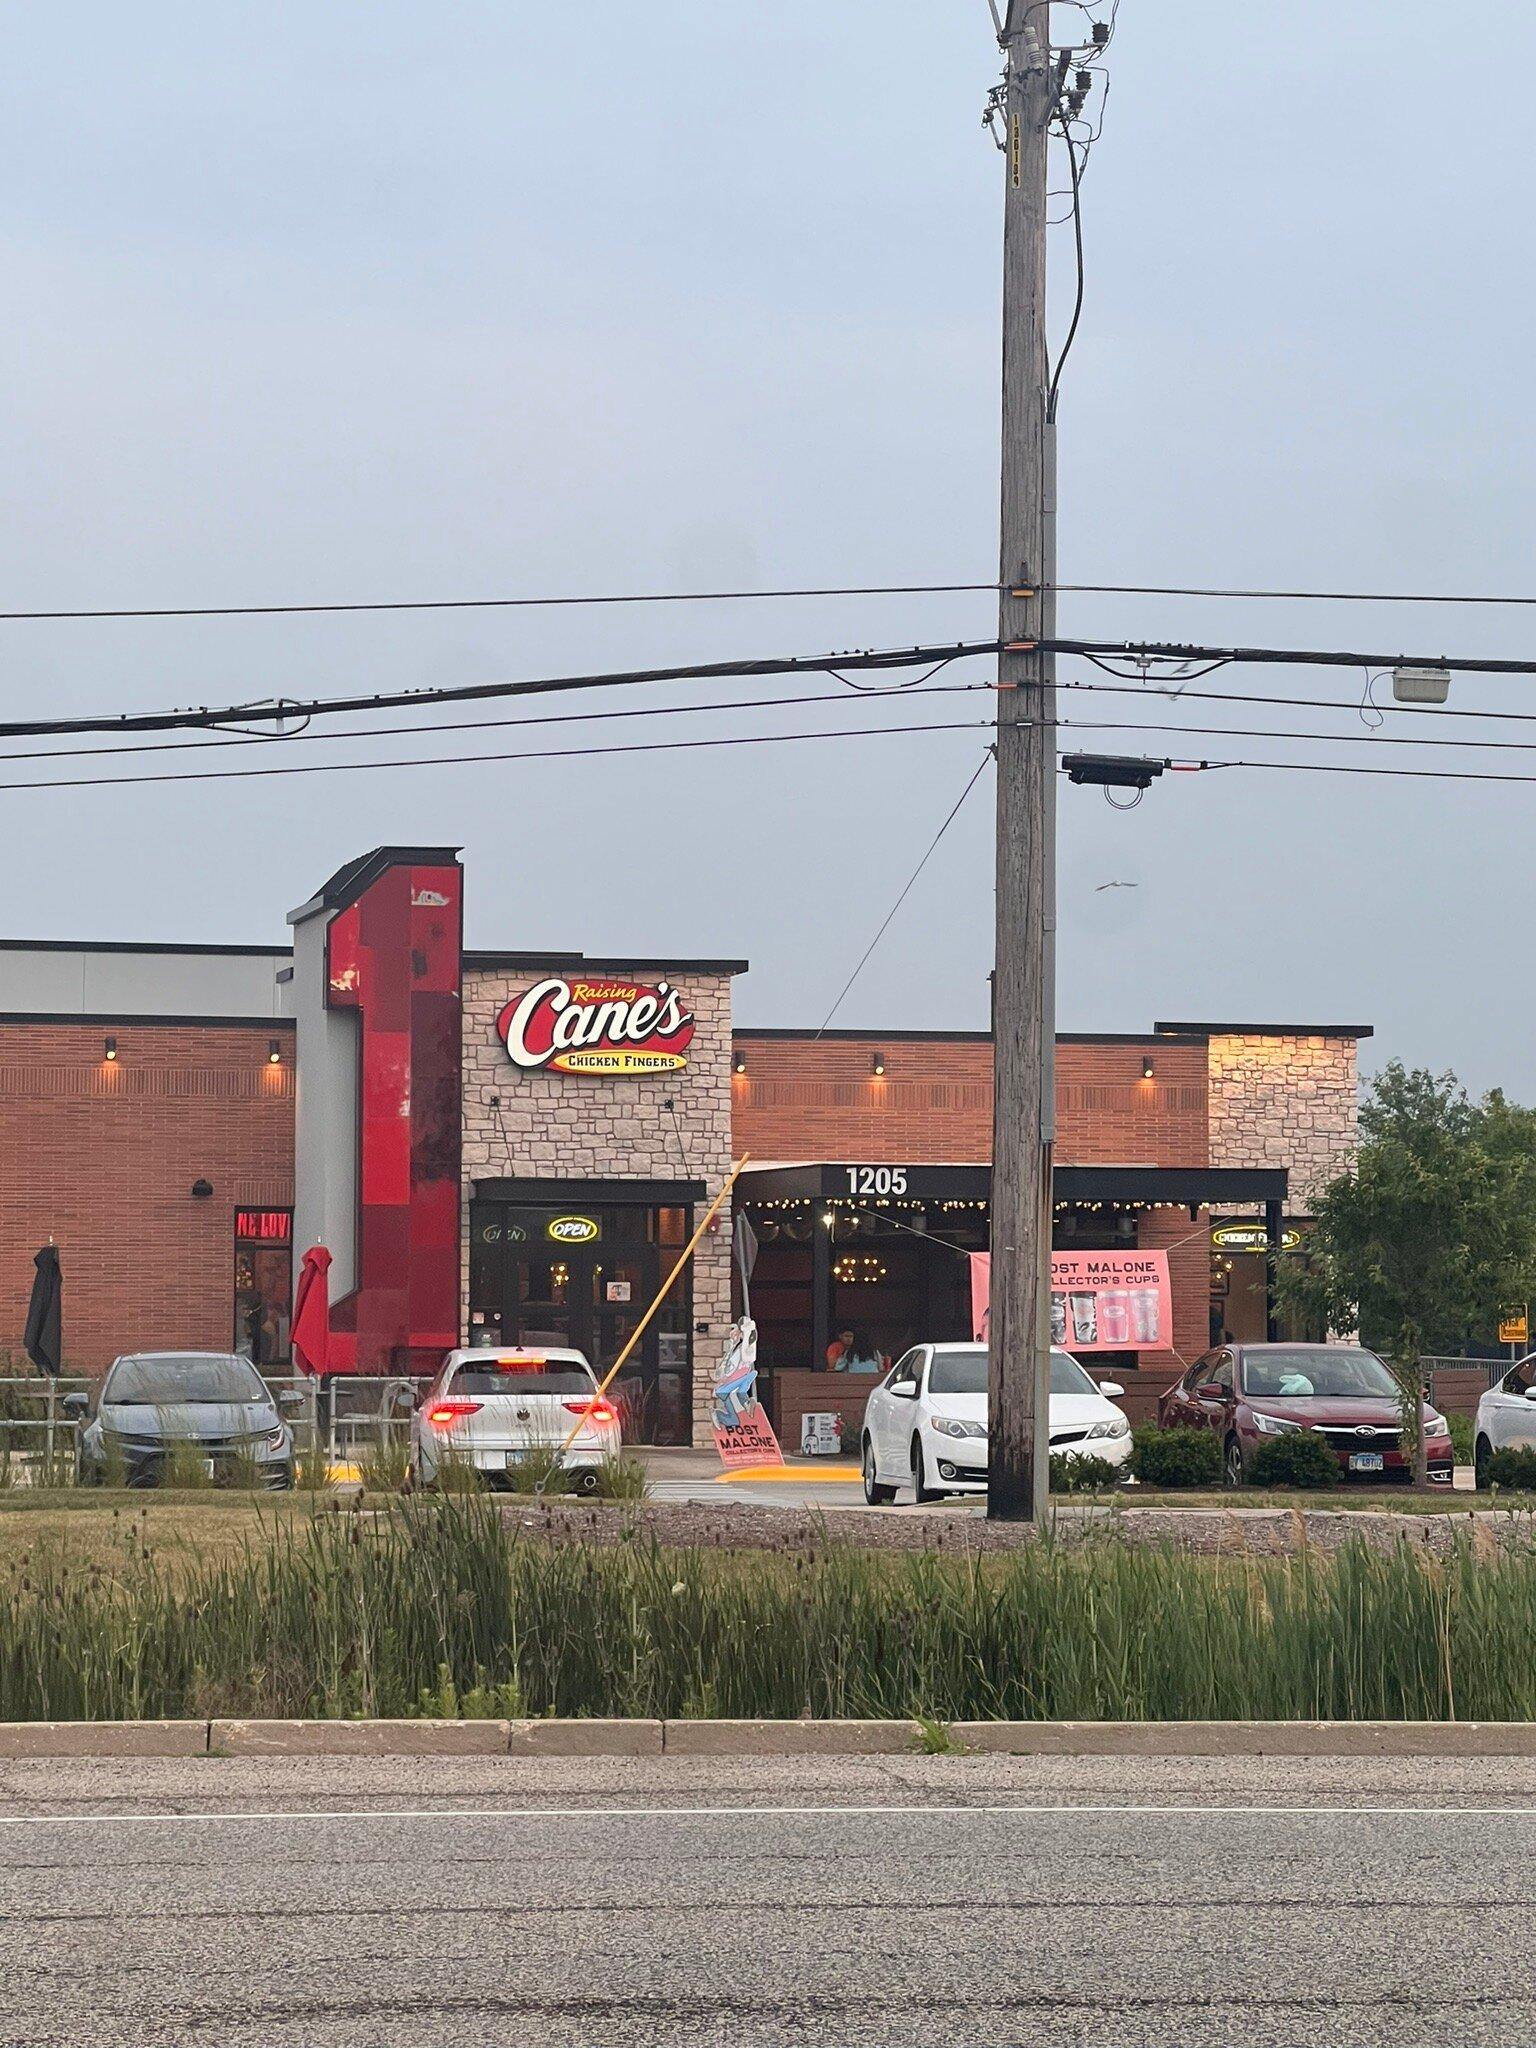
[1223,1434,1246,1489]
[911,1436,942,1505]
[1475,1435,1492,1491]
[862,1436,897,1506]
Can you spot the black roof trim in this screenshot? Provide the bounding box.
[0,1014,294,1031]
[1155,1020,1374,1040]
[731,1027,1206,1047]
[0,938,290,958]
[466,952,747,977]
[304,845,462,920]
[472,1176,706,1206]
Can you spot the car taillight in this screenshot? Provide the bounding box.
[563,1398,618,1424]
[427,1399,483,1428]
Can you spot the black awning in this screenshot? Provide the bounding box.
[738,1162,1288,1205]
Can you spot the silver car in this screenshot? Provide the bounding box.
[69,1351,298,1488]
[409,1346,621,1492]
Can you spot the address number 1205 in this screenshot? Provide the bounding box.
[844,1166,908,1196]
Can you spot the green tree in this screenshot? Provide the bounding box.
[1283,1063,1536,1483]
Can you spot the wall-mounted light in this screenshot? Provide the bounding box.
[268,1039,283,1065]
[190,1179,213,1201]
[871,1050,886,1077]
[1141,1054,1155,1079]
[733,1050,748,1075]
[821,1209,837,1227]
[103,1036,117,1062]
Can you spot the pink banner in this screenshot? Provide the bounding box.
[968,1248,1173,1353]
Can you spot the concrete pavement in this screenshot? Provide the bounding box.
[5,1751,1536,2046]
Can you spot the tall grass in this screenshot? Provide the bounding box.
[6,1497,1536,1723]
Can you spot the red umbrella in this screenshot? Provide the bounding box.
[291,1244,333,1377]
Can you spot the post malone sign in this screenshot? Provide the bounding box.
[498,977,695,1076]
[969,1248,1173,1352]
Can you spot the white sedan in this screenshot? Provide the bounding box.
[1474,1352,1536,1486]
[410,1346,620,1492]
[860,1341,1131,1504]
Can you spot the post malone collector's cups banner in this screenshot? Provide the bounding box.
[969,1249,1172,1352]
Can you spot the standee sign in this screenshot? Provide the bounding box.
[497,977,695,1076]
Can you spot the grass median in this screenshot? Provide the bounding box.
[5,1490,1536,1723]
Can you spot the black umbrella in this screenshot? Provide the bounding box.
[24,1246,61,1376]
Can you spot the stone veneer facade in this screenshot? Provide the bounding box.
[1204,1032,1362,1212]
[460,962,739,1446]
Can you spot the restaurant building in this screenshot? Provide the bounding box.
[0,845,1368,1443]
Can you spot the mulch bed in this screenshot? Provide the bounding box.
[499,1495,1530,1558]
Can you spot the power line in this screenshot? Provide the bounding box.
[1056,715,1536,757]
[1044,635,1536,679]
[0,583,1001,625]
[17,576,1536,627]
[0,679,989,770]
[814,750,996,1036]
[0,639,1002,743]
[0,712,994,798]
[1058,676,1536,728]
[1056,582,1536,608]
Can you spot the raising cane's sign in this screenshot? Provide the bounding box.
[496,976,696,1076]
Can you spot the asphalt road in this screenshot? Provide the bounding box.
[3,1751,1535,2047]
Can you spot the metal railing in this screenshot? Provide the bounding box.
[1422,1355,1514,1400]
[0,1370,430,1484]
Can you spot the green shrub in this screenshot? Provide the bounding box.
[1487,1446,1536,1492]
[358,1437,410,1493]
[1050,1451,1122,1494]
[1129,1425,1221,1489]
[1248,1431,1341,1490]
[501,1447,571,1496]
[590,1453,649,1500]
[1448,1414,1474,1466]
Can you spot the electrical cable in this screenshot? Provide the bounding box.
[0,713,995,799]
[1047,108,1086,423]
[0,582,1003,625]
[1055,715,1536,757]
[0,678,990,770]
[20,576,1536,626]
[1057,675,1536,729]
[813,750,995,1036]
[0,638,1003,743]
[1045,635,1536,679]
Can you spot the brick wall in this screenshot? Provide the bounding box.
[731,1033,1209,1167]
[1206,1033,1360,1211]
[461,967,737,1445]
[0,1025,295,1374]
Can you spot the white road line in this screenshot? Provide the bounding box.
[0,1802,1527,1827]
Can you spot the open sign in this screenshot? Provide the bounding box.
[547,1215,600,1245]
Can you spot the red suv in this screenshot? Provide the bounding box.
[1158,1342,1453,1486]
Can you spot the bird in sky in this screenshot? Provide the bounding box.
[1094,880,1139,893]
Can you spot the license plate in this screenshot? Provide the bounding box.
[1349,1451,1384,1472]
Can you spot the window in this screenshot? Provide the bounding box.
[449,1358,596,1397]
[1206,1353,1234,1394]
[106,1355,268,1406]
[1240,1347,1396,1400]
[233,1208,293,1367]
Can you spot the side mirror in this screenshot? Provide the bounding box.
[1097,1381,1125,1400]
[1522,1386,1536,1403]
[61,1391,88,1420]
[278,1390,306,1417]
[392,1384,419,1412]
[1196,1382,1226,1401]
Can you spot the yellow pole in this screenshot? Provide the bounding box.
[555,1153,751,1459]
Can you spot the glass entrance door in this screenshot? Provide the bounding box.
[468,1202,693,1446]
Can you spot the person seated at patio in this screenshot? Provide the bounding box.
[825,1327,856,1369]
[835,1328,883,1374]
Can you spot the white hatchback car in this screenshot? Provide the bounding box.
[1474,1353,1536,1485]
[409,1346,620,1492]
[860,1341,1131,1504]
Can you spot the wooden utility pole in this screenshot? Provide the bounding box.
[987,0,1056,1522]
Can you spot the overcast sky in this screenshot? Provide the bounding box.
[3,3,1534,1091]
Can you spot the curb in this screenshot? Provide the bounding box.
[7,1718,1536,1758]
